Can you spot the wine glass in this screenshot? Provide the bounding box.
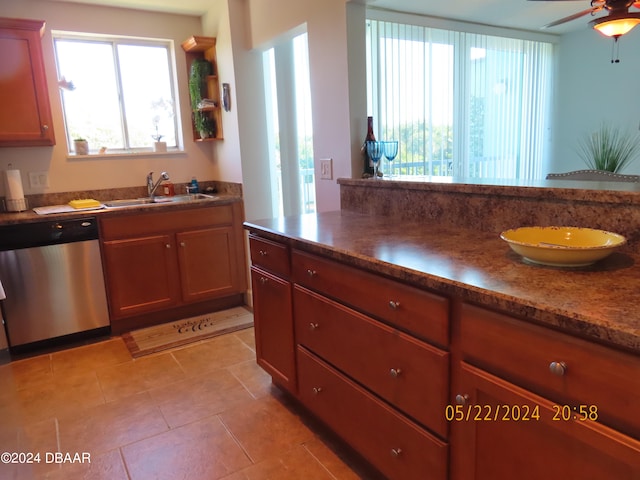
[366,141,384,179]
[383,141,399,179]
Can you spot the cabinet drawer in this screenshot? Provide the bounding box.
[292,249,449,347]
[294,285,449,438]
[249,235,290,278]
[297,347,448,480]
[460,303,640,439]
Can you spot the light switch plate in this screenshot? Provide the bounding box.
[320,158,333,180]
[29,171,49,188]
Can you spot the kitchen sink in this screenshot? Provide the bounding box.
[104,193,218,209]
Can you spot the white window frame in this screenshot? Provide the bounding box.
[52,31,181,155]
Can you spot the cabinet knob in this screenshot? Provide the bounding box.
[307,269,317,277]
[388,300,400,310]
[259,250,267,256]
[312,387,322,395]
[390,368,402,378]
[42,124,49,131]
[165,244,171,249]
[259,277,268,285]
[549,361,567,376]
[309,322,319,331]
[180,241,186,247]
[390,448,402,458]
[455,394,470,406]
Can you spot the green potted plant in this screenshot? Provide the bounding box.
[188,59,213,139]
[73,137,89,155]
[576,123,640,173]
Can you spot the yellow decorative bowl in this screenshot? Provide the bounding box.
[500,226,626,267]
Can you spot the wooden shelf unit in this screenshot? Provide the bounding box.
[181,35,223,141]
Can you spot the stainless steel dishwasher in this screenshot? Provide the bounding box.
[0,216,110,352]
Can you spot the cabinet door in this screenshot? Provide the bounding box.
[250,266,296,393]
[102,235,179,319]
[177,226,243,303]
[0,19,55,146]
[451,362,640,480]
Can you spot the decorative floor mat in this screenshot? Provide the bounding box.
[122,306,253,358]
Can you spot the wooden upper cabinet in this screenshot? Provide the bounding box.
[0,18,55,147]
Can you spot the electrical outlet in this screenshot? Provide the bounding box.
[320,158,333,180]
[29,171,49,188]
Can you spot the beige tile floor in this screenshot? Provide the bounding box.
[0,324,381,479]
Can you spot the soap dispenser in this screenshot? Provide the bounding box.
[190,177,200,194]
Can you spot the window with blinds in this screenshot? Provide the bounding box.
[366,19,554,180]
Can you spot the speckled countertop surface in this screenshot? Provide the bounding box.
[245,210,640,354]
[0,194,242,226]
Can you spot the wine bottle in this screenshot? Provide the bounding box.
[362,116,376,176]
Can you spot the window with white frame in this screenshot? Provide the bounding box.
[53,33,179,154]
[366,19,554,180]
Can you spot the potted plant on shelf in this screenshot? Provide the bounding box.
[73,137,89,155]
[577,123,640,173]
[188,58,213,139]
[194,113,216,139]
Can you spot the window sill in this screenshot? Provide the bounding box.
[67,149,187,160]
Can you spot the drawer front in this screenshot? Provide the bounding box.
[460,303,640,439]
[249,235,290,278]
[297,346,448,480]
[292,249,449,347]
[294,285,449,438]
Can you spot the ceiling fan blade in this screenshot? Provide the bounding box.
[542,7,598,28]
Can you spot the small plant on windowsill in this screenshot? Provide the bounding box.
[73,137,89,155]
[576,123,640,173]
[151,123,167,152]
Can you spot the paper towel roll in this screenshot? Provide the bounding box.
[5,169,25,200]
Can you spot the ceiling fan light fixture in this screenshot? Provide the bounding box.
[590,13,640,37]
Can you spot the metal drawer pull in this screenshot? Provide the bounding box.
[312,387,322,395]
[307,269,317,277]
[390,448,402,458]
[549,361,567,376]
[388,300,400,310]
[309,323,319,331]
[259,277,268,285]
[455,394,470,406]
[390,368,402,378]
[259,250,267,256]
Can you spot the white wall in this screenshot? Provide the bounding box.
[0,0,216,196]
[245,0,357,213]
[552,27,640,175]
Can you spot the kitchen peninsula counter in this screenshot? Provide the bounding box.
[245,209,640,354]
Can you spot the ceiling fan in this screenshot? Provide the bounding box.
[530,0,640,37]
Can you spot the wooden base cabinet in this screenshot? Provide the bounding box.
[451,362,640,480]
[249,235,296,393]
[101,204,246,330]
[452,303,640,480]
[298,346,448,480]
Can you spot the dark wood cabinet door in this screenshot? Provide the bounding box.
[0,18,55,146]
[451,362,640,480]
[251,266,296,393]
[177,226,243,303]
[102,234,179,319]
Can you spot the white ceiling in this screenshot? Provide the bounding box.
[43,0,606,35]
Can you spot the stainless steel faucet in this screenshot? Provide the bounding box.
[147,171,170,197]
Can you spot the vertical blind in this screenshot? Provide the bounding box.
[366,19,553,180]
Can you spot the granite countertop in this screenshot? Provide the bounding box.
[0,194,242,226]
[244,210,640,354]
